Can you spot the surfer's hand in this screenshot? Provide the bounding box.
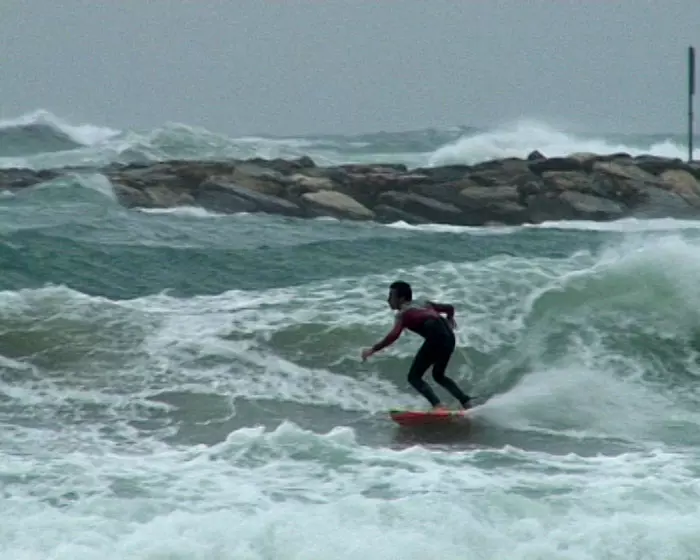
[361,348,373,361]
[447,316,457,330]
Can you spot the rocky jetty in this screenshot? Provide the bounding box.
[2,151,700,225]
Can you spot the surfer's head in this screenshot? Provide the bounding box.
[388,281,412,310]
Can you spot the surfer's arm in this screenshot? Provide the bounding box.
[369,316,404,354]
[427,301,455,319]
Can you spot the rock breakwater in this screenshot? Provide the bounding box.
[2,151,700,225]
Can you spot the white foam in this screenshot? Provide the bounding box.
[383,217,700,235]
[384,220,520,235]
[526,217,700,232]
[0,422,698,559]
[0,109,120,146]
[137,206,228,218]
[428,119,699,166]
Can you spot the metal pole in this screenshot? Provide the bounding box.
[690,46,695,162]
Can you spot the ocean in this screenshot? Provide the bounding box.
[2,109,700,559]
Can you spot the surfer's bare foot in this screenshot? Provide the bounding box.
[432,405,448,411]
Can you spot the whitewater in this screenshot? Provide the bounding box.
[2,110,700,559]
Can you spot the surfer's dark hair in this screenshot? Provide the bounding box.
[390,281,412,301]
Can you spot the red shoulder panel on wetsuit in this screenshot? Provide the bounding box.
[371,301,453,353]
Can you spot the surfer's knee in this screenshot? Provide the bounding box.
[431,359,449,383]
[407,354,431,383]
[407,376,421,391]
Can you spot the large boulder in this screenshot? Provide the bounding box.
[196,178,301,216]
[525,191,625,222]
[376,191,463,224]
[300,190,375,220]
[458,185,529,225]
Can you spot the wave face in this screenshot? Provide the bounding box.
[3,110,700,558]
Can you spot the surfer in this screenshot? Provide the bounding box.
[361,280,472,410]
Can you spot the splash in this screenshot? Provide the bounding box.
[428,119,699,166]
[0,109,120,146]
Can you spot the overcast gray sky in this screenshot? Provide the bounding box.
[2,0,699,136]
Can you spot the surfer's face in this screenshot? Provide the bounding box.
[387,288,401,310]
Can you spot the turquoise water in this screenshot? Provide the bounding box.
[2,111,700,558]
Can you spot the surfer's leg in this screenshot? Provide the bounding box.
[406,343,442,407]
[431,338,471,408]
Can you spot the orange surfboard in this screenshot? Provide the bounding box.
[389,408,471,426]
